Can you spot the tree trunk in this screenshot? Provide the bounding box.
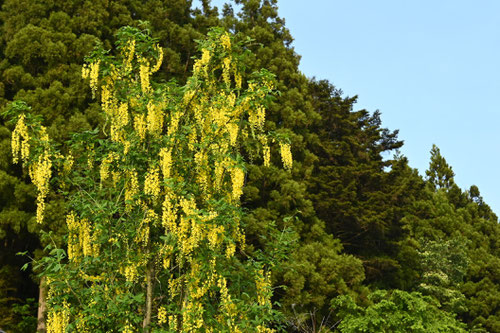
[142,263,154,332]
[37,276,47,332]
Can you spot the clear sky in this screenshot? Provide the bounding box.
[198,0,500,214]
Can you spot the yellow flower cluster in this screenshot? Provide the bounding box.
[160,243,174,269]
[168,315,177,331]
[111,170,121,188]
[182,298,204,332]
[178,198,202,258]
[134,114,146,141]
[235,72,242,89]
[146,100,164,137]
[81,64,89,79]
[11,114,29,164]
[259,135,271,167]
[101,83,114,117]
[75,312,89,333]
[139,59,151,94]
[207,225,225,250]
[194,150,209,192]
[122,321,134,333]
[158,306,168,325]
[46,300,70,333]
[66,212,79,260]
[249,105,266,130]
[28,151,52,223]
[66,212,98,260]
[187,129,197,151]
[159,147,172,179]
[168,109,182,137]
[227,122,239,146]
[213,160,224,190]
[144,165,160,201]
[124,263,138,283]
[225,242,236,258]
[279,142,293,170]
[125,170,139,211]
[78,271,104,283]
[135,209,156,246]
[99,152,118,185]
[123,39,136,73]
[162,190,177,234]
[111,102,129,142]
[63,153,74,174]
[255,269,272,306]
[193,49,211,77]
[152,44,164,73]
[218,276,237,321]
[231,166,245,201]
[220,32,231,50]
[88,60,100,98]
[223,57,231,86]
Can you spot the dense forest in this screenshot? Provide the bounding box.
[1,0,499,332]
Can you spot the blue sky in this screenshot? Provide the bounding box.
[198,0,500,214]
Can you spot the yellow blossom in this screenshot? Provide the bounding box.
[28,151,52,223]
[225,242,236,258]
[111,102,129,142]
[255,269,272,306]
[162,190,177,234]
[100,152,117,185]
[158,306,168,325]
[122,321,134,333]
[152,44,164,73]
[11,114,29,164]
[63,153,74,174]
[144,165,160,201]
[159,147,172,179]
[123,39,136,72]
[134,114,146,141]
[125,170,139,211]
[139,59,151,94]
[227,122,239,146]
[223,57,231,86]
[220,32,231,50]
[214,160,225,190]
[231,166,244,201]
[279,142,292,170]
[168,315,177,331]
[146,100,164,137]
[89,60,100,98]
[46,300,70,333]
[249,105,266,130]
[80,218,93,257]
[81,64,90,79]
[124,263,138,283]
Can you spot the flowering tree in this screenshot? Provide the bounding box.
[5,26,291,332]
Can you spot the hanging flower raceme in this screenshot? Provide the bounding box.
[11,113,29,164]
[280,142,293,170]
[11,113,53,224]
